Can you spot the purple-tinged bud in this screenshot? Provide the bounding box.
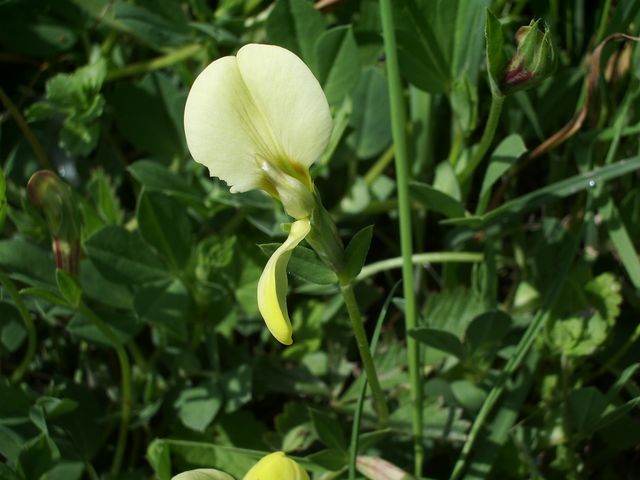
[27,171,81,275]
[501,19,557,95]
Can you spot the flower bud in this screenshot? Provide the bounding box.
[27,171,81,275]
[501,19,557,95]
[243,452,309,480]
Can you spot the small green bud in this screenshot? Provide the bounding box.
[27,171,82,275]
[501,20,557,95]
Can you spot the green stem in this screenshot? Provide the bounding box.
[357,252,484,282]
[449,227,582,480]
[348,283,398,479]
[595,0,613,43]
[0,271,37,384]
[459,94,505,185]
[79,303,132,479]
[379,0,423,474]
[0,87,51,170]
[340,281,388,426]
[363,145,395,186]
[106,44,201,82]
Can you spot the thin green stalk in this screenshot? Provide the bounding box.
[595,0,613,43]
[0,271,37,384]
[79,303,132,479]
[357,252,484,282]
[106,44,201,82]
[364,145,395,186]
[340,281,388,426]
[0,86,51,170]
[459,94,505,185]
[379,0,422,474]
[348,283,399,479]
[450,226,582,480]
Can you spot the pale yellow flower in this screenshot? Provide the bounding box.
[184,44,332,345]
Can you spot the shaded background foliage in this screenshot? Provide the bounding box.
[1,0,640,479]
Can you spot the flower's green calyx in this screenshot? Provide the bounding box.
[502,19,557,95]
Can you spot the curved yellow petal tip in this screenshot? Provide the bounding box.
[243,451,310,480]
[257,219,311,345]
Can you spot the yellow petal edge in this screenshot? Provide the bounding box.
[257,219,311,345]
[172,469,235,480]
[243,452,310,480]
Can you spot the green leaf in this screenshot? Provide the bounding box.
[112,73,186,157]
[408,327,465,359]
[442,156,640,227]
[309,409,347,452]
[18,433,58,480]
[55,269,81,308]
[451,380,487,412]
[344,225,374,280]
[395,0,450,93]
[314,26,360,105]
[134,279,190,340]
[464,310,512,355]
[85,225,169,286]
[67,309,142,346]
[569,387,608,437]
[0,303,26,353]
[113,2,190,48]
[127,160,198,199]
[410,181,466,218]
[259,244,337,285]
[306,448,348,471]
[476,134,527,214]
[147,439,172,480]
[137,190,192,270]
[0,238,55,287]
[221,364,252,413]
[173,382,223,432]
[485,8,507,96]
[158,440,265,479]
[348,67,392,159]
[86,169,123,225]
[266,0,326,63]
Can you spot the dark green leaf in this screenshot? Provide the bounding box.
[18,433,58,480]
[85,226,169,286]
[174,382,223,432]
[137,190,192,270]
[410,181,466,218]
[569,387,608,437]
[485,8,507,95]
[266,0,325,63]
[348,67,392,159]
[55,269,81,308]
[314,26,360,105]
[408,327,465,359]
[134,280,190,340]
[464,310,512,355]
[309,409,347,452]
[306,448,348,470]
[344,225,374,279]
